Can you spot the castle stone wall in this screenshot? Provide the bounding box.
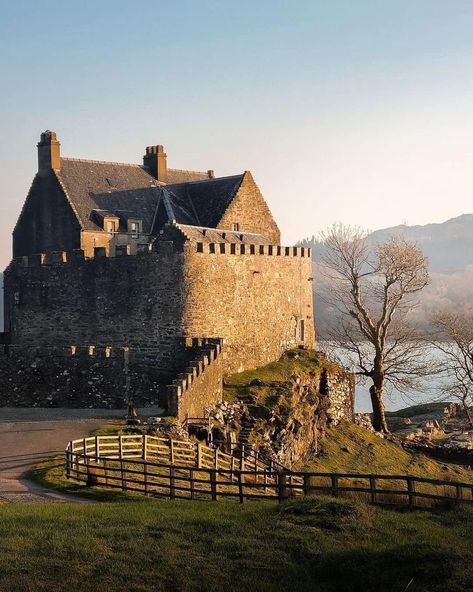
[4,245,188,377]
[13,172,81,260]
[2,239,315,413]
[217,172,280,244]
[183,243,315,374]
[0,346,164,408]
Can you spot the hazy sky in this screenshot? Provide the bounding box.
[1,0,473,267]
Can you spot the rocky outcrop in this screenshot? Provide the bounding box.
[387,402,473,459]
[215,350,355,468]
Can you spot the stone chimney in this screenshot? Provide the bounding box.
[37,130,61,174]
[143,145,167,182]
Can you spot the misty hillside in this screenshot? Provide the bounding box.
[301,213,473,274]
[300,214,473,335]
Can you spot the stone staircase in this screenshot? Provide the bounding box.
[234,412,257,456]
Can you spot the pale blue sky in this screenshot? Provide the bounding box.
[1,1,473,266]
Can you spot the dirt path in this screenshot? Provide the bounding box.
[0,409,121,503]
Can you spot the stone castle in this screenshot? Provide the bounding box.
[0,131,316,419]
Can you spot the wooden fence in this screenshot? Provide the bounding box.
[65,435,473,507]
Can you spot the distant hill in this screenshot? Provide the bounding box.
[300,214,473,334]
[301,214,473,274]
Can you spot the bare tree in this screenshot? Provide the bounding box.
[430,311,473,427]
[319,225,431,432]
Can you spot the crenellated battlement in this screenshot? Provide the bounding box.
[7,239,311,271]
[3,343,165,360]
[194,242,311,257]
[167,338,224,421]
[7,241,178,270]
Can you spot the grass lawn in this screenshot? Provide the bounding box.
[0,495,472,592]
[306,421,473,482]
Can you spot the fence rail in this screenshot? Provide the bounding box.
[65,435,473,507]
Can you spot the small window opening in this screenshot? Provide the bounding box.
[130,222,139,238]
[107,220,117,235]
[232,223,239,231]
[299,320,305,342]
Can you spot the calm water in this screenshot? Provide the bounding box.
[320,344,447,414]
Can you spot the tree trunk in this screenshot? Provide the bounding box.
[462,397,473,429]
[369,383,389,433]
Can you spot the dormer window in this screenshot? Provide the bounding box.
[232,223,240,231]
[92,210,119,234]
[128,220,141,238]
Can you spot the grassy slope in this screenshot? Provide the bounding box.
[224,348,337,405]
[303,421,472,481]
[0,496,472,592]
[224,350,472,482]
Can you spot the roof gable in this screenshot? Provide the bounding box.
[162,174,244,229]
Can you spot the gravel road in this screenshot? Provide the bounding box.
[0,408,122,503]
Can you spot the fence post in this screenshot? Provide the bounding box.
[83,437,90,484]
[143,461,148,494]
[303,474,316,496]
[278,472,290,502]
[214,447,219,470]
[407,477,416,506]
[170,466,175,498]
[331,474,339,497]
[231,455,235,480]
[65,445,71,479]
[143,435,148,461]
[196,442,202,468]
[369,476,377,504]
[238,471,246,503]
[190,468,195,499]
[104,457,109,487]
[95,436,100,459]
[456,484,463,501]
[210,469,218,501]
[118,435,123,459]
[240,447,245,472]
[170,439,175,464]
[120,458,125,491]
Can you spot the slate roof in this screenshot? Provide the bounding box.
[165,169,212,184]
[57,158,216,232]
[163,175,245,228]
[170,224,271,245]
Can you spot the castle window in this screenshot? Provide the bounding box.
[232,223,239,231]
[107,220,117,235]
[13,291,20,305]
[299,320,305,342]
[128,220,141,238]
